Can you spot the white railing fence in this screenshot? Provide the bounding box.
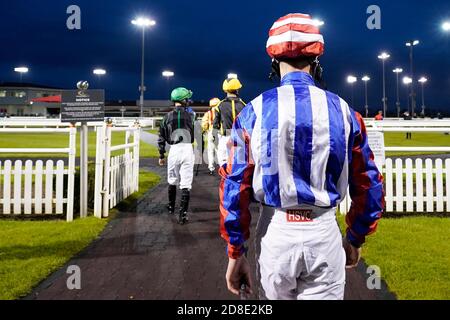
[93,124,140,218]
[340,158,450,214]
[0,128,76,221]
[0,117,159,129]
[340,124,450,215]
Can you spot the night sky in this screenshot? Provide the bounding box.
[1,0,449,115]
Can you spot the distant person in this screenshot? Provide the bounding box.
[186,106,196,120]
[158,87,196,225]
[219,13,384,300]
[213,77,246,166]
[374,110,383,121]
[437,112,443,120]
[202,98,220,175]
[403,111,412,139]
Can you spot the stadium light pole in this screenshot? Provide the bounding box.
[361,76,370,118]
[405,40,419,117]
[162,70,175,96]
[132,17,156,118]
[346,75,358,106]
[14,66,29,83]
[93,68,106,88]
[378,52,390,117]
[403,76,413,114]
[393,68,403,117]
[418,77,428,116]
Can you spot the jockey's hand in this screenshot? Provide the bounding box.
[226,256,253,296]
[343,237,361,268]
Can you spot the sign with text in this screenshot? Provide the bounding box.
[61,89,104,122]
[367,131,386,170]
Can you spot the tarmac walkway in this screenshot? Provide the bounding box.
[28,158,394,300]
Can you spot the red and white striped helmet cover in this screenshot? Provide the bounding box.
[266,13,324,59]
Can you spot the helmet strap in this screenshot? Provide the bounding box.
[310,57,327,90]
[269,59,281,82]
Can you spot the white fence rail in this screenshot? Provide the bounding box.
[340,123,450,214]
[0,117,158,128]
[366,119,450,128]
[339,158,450,214]
[94,125,140,218]
[0,128,76,221]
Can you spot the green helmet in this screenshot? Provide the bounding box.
[171,87,193,102]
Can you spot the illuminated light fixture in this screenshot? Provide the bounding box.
[443,21,450,31]
[131,17,156,27]
[403,76,413,85]
[14,67,29,73]
[405,40,420,46]
[312,19,325,26]
[162,70,175,78]
[93,68,106,75]
[347,75,357,83]
[377,52,390,60]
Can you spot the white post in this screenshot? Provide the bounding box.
[66,125,76,222]
[385,159,393,212]
[125,129,131,196]
[93,124,105,218]
[79,123,89,218]
[133,125,140,193]
[425,159,434,212]
[102,124,112,217]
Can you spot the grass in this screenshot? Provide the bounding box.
[384,132,450,157]
[337,214,450,300]
[1,131,448,159]
[0,169,161,300]
[146,129,159,135]
[0,131,160,158]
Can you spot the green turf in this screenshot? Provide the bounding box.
[337,214,450,300]
[0,169,161,300]
[146,129,159,135]
[0,131,160,158]
[384,132,450,157]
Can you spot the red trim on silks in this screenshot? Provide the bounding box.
[276,13,311,21]
[219,128,255,259]
[346,112,373,236]
[238,130,254,243]
[219,138,236,244]
[267,41,324,59]
[228,244,243,259]
[269,23,320,37]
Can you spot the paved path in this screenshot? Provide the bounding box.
[140,130,160,147]
[27,160,394,300]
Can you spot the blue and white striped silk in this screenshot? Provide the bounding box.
[219,71,384,258]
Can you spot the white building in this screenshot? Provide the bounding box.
[0,82,62,117]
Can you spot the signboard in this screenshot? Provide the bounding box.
[367,131,386,170]
[61,89,105,122]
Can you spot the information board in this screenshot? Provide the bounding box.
[61,89,105,122]
[367,131,386,170]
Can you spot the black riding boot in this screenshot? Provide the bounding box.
[167,185,177,214]
[178,188,190,224]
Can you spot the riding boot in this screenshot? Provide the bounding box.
[178,188,190,224]
[167,185,176,214]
